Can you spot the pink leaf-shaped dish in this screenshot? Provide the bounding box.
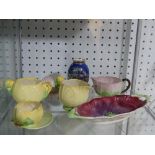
[76,95,146,117]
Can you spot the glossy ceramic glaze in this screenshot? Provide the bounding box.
[59,79,90,107]
[76,95,146,117]
[13,102,44,126]
[68,58,89,82]
[92,76,130,96]
[5,77,52,102]
[65,95,147,124]
[21,112,53,129]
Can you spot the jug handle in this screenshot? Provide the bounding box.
[121,78,131,93]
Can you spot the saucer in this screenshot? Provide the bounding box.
[14,112,53,130]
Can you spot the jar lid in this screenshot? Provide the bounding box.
[73,58,85,63]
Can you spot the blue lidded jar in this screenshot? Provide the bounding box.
[68,58,89,82]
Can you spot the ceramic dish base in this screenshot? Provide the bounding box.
[67,113,131,124]
[13,112,53,130]
[77,115,130,125]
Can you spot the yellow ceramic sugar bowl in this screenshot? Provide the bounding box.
[5,77,52,102]
[59,79,90,107]
[12,102,44,126]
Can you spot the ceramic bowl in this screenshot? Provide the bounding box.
[59,79,90,107]
[76,95,146,117]
[92,76,130,96]
[66,95,147,124]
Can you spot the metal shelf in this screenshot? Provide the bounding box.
[0,91,155,135]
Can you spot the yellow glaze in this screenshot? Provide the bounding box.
[5,77,52,102]
[56,76,65,84]
[59,79,90,107]
[13,102,43,125]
